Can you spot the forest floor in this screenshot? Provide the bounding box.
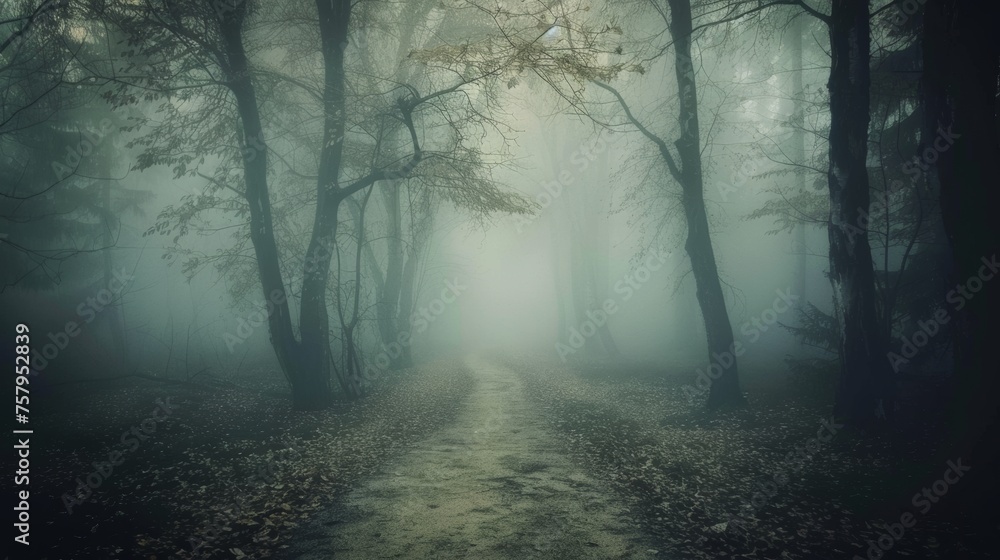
[500,353,991,560]
[283,356,657,559]
[28,359,476,560]
[281,353,990,560]
[27,352,992,559]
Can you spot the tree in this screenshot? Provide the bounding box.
[100,0,529,409]
[589,0,745,407]
[921,0,1000,526]
[749,4,949,397]
[768,0,888,426]
[786,15,809,306]
[823,1,893,426]
[1,0,94,290]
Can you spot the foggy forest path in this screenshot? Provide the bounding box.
[292,355,656,559]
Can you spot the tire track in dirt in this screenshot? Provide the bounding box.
[287,355,657,559]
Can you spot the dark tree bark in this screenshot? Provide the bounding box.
[295,0,355,406]
[219,0,401,408]
[100,179,127,374]
[102,0,469,409]
[922,0,1000,525]
[346,197,386,299]
[666,0,743,408]
[297,0,427,404]
[787,16,809,306]
[824,0,889,426]
[218,11,307,404]
[394,191,434,369]
[376,183,405,360]
[394,243,419,368]
[595,0,743,406]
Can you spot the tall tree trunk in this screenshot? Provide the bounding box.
[345,197,386,299]
[825,0,887,426]
[787,16,808,307]
[336,185,375,396]
[377,183,405,363]
[100,177,126,374]
[394,195,434,369]
[593,0,742,404]
[218,13,309,406]
[922,0,1000,526]
[183,0,430,409]
[395,245,418,368]
[298,0,355,404]
[667,0,744,408]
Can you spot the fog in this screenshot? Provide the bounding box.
[3,1,997,558]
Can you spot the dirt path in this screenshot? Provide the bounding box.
[289,356,657,559]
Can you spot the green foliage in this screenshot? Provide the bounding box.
[408,2,627,95]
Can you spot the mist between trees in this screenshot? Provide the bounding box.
[2,0,998,558]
